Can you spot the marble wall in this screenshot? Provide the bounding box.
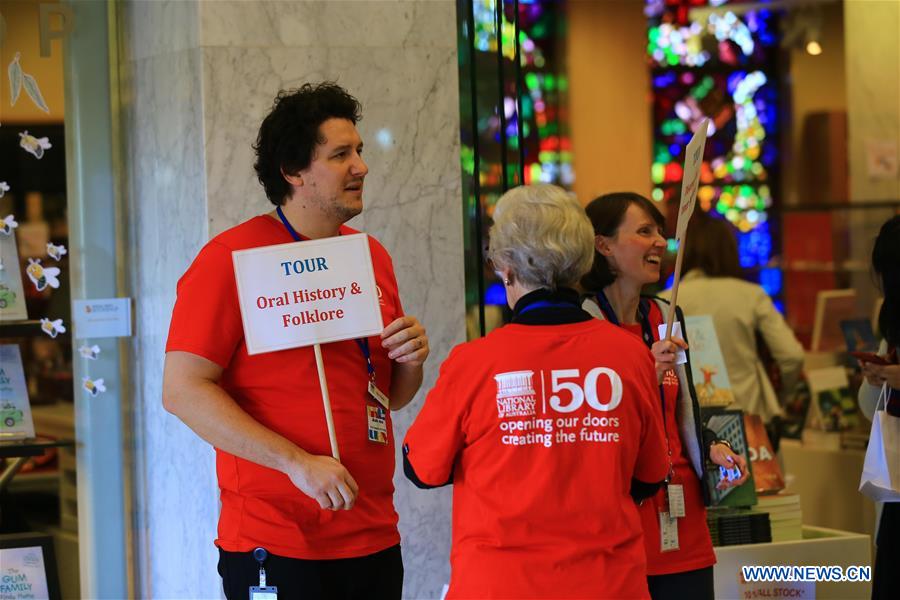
[122,1,464,598]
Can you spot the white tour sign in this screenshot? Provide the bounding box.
[664,117,711,339]
[674,118,710,242]
[232,233,383,355]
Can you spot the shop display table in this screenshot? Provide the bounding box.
[780,438,877,541]
[714,526,871,599]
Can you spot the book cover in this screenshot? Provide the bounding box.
[702,408,758,507]
[743,414,785,494]
[0,230,28,321]
[812,289,858,352]
[684,315,734,407]
[840,318,878,353]
[0,344,35,439]
[806,366,859,432]
[781,380,811,439]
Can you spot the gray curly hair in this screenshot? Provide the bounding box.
[487,184,594,290]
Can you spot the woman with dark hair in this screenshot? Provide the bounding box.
[857,215,900,600]
[405,184,670,598]
[581,192,748,600]
[665,212,804,427]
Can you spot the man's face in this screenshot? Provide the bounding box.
[294,118,368,222]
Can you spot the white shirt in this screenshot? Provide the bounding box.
[662,269,805,423]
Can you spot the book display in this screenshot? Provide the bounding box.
[752,493,803,542]
[706,508,772,546]
[1,117,76,594]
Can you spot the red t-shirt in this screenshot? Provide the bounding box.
[165,215,403,559]
[404,319,668,599]
[622,301,716,576]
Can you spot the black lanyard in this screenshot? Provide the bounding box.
[275,206,375,381]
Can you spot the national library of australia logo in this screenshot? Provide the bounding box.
[494,370,537,418]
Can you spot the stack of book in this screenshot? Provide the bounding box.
[752,493,803,542]
[706,508,772,546]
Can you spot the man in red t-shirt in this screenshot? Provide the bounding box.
[163,83,429,599]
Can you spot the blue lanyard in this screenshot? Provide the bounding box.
[275,206,375,381]
[594,291,654,349]
[276,205,303,240]
[516,300,579,316]
[354,339,376,381]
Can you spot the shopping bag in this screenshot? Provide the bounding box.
[859,384,900,502]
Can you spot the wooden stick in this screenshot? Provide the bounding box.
[313,343,340,460]
[664,239,686,341]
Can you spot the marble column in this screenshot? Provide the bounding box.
[121,1,464,598]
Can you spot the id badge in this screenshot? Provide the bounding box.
[659,511,680,552]
[667,484,685,518]
[249,587,278,600]
[368,380,391,409]
[367,405,389,444]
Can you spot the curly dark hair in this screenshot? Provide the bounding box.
[873,215,900,346]
[253,82,362,205]
[580,192,665,292]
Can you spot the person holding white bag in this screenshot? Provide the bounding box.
[857,215,900,600]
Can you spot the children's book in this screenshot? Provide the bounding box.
[0,230,28,321]
[684,315,734,407]
[743,413,785,494]
[840,318,878,353]
[702,408,758,507]
[805,366,859,432]
[0,344,35,439]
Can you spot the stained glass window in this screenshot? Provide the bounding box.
[458,0,573,336]
[646,0,781,294]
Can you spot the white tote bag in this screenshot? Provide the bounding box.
[860,384,900,502]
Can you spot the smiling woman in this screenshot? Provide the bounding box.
[580,191,749,600]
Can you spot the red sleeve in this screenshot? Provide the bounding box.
[403,345,469,485]
[165,240,244,368]
[632,349,669,483]
[369,235,404,318]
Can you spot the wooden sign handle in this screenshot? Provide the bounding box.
[313,343,340,460]
[664,238,686,341]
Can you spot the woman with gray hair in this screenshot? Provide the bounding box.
[403,184,668,599]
